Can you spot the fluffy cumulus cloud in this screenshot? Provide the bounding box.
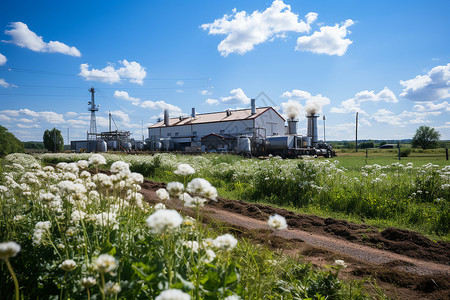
[79,60,146,85]
[0,109,65,124]
[281,89,330,116]
[205,98,219,105]
[113,90,140,104]
[369,108,442,126]
[0,53,6,65]
[413,101,450,112]
[331,87,397,115]
[3,22,81,57]
[296,19,354,56]
[201,0,316,56]
[220,88,251,104]
[400,63,450,101]
[200,90,212,96]
[113,90,182,116]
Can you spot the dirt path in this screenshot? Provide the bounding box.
[140,180,450,300]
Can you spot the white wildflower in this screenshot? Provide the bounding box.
[174,164,195,176]
[81,277,96,288]
[224,296,240,300]
[156,188,170,201]
[334,259,347,268]
[77,160,89,169]
[166,182,184,196]
[104,282,121,295]
[203,249,216,263]
[213,234,238,251]
[89,154,106,165]
[60,259,77,271]
[0,242,21,260]
[268,214,288,231]
[146,209,183,234]
[182,241,199,253]
[154,203,166,210]
[110,161,130,174]
[156,289,191,300]
[94,254,117,273]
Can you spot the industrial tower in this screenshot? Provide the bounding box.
[88,87,98,140]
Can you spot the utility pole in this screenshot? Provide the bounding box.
[109,111,112,132]
[141,120,144,142]
[88,87,98,139]
[67,128,69,147]
[355,112,358,152]
[53,127,56,153]
[323,115,326,142]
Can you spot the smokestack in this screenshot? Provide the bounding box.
[287,119,298,135]
[191,107,196,118]
[306,114,319,145]
[251,98,256,115]
[164,109,170,126]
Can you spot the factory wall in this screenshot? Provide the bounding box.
[254,108,285,136]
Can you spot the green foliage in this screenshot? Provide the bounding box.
[0,125,24,156]
[358,141,375,149]
[399,148,412,157]
[411,126,441,149]
[23,141,45,149]
[43,128,64,153]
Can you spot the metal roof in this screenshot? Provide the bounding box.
[149,107,284,128]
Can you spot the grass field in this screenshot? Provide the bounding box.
[37,150,450,241]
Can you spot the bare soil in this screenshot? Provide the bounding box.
[140,180,450,300]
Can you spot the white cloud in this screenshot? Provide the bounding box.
[205,98,219,105]
[331,87,397,114]
[139,100,183,116]
[18,118,33,123]
[3,22,81,57]
[281,89,330,115]
[400,63,450,101]
[0,78,16,88]
[296,19,354,56]
[0,114,12,122]
[221,88,251,104]
[176,80,184,86]
[200,90,212,95]
[114,90,140,104]
[0,109,65,124]
[413,101,450,112]
[79,60,146,85]
[66,119,89,128]
[201,0,315,56]
[0,53,6,65]
[369,108,442,126]
[112,90,182,115]
[17,123,40,129]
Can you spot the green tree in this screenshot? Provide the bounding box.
[43,128,64,153]
[0,125,24,156]
[411,126,441,149]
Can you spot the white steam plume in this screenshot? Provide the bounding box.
[304,95,330,115]
[282,100,303,119]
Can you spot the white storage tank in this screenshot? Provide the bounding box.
[97,140,107,152]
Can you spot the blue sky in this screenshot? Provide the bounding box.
[0,0,449,142]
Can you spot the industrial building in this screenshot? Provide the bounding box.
[148,99,286,152]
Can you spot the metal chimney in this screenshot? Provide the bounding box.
[306,114,319,145]
[251,98,256,115]
[287,119,298,135]
[191,107,196,118]
[164,109,170,126]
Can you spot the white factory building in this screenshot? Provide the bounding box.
[148,100,286,151]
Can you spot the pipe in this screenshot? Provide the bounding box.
[251,99,256,115]
[192,107,196,118]
[164,109,169,126]
[306,114,318,145]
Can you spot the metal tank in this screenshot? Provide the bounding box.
[265,136,295,150]
[97,140,107,152]
[306,114,319,145]
[121,142,132,150]
[135,141,144,150]
[287,119,298,135]
[237,136,251,154]
[107,140,118,150]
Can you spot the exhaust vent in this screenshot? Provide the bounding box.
[251,98,256,115]
[164,109,170,126]
[306,114,319,144]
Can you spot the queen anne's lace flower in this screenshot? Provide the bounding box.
[166,182,184,196]
[89,154,106,165]
[156,188,170,201]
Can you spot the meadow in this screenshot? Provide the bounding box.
[38,150,450,240]
[0,153,377,299]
